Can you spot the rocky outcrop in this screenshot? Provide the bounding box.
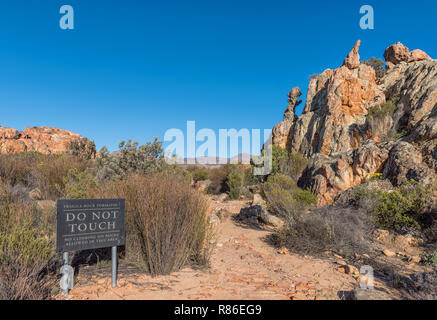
[235,205,283,228]
[384,42,432,68]
[271,87,301,149]
[343,40,361,69]
[274,41,385,158]
[0,126,88,155]
[272,41,436,205]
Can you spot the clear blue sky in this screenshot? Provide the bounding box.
[1,0,436,152]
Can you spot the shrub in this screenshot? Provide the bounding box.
[162,165,193,185]
[266,146,307,180]
[96,137,164,181]
[0,153,91,200]
[243,166,260,186]
[271,207,374,256]
[62,168,99,199]
[270,146,289,175]
[367,101,397,120]
[343,185,385,211]
[286,152,308,181]
[68,137,97,160]
[0,227,55,300]
[363,57,385,80]
[226,165,245,199]
[188,166,210,182]
[207,166,229,195]
[0,191,56,300]
[346,180,436,231]
[421,253,437,269]
[0,193,54,236]
[94,173,212,275]
[373,180,436,231]
[368,172,383,182]
[263,173,317,220]
[293,188,318,207]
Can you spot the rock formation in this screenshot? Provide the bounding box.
[0,126,89,155]
[271,87,301,149]
[343,40,361,69]
[271,41,436,205]
[384,42,432,68]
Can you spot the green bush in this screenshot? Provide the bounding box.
[286,152,308,181]
[68,137,97,160]
[0,153,92,200]
[373,180,436,231]
[62,168,99,199]
[188,166,210,182]
[293,188,319,207]
[363,57,385,80]
[263,173,317,220]
[264,146,307,180]
[346,181,436,231]
[343,185,384,211]
[226,165,245,199]
[0,227,55,300]
[270,146,289,175]
[0,192,56,300]
[421,253,437,269]
[96,137,164,181]
[243,166,260,186]
[367,101,397,120]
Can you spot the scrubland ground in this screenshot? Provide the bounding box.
[56,198,416,301]
[1,144,435,301]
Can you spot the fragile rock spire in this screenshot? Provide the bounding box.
[343,40,361,69]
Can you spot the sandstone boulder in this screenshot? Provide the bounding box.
[236,205,283,228]
[0,126,93,156]
[384,42,411,67]
[384,42,432,68]
[409,49,432,63]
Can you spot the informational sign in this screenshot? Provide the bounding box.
[56,198,125,252]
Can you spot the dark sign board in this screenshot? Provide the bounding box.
[56,198,125,252]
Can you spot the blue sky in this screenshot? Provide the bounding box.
[1,0,436,153]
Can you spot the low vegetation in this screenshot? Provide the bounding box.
[362,57,385,80]
[366,92,403,142]
[272,206,374,256]
[0,137,216,299]
[346,180,436,231]
[93,174,212,275]
[273,179,436,265]
[0,189,57,300]
[263,173,317,220]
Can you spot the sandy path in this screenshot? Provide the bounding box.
[57,200,357,300]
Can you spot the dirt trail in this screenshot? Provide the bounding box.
[56,199,357,300]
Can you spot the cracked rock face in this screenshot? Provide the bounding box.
[271,41,436,205]
[0,126,85,155]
